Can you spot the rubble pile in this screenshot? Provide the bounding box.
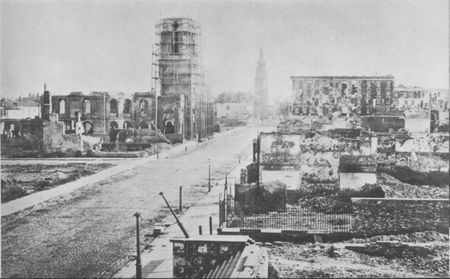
[300,153,338,183]
[396,134,449,153]
[264,231,449,278]
[348,231,449,244]
[395,153,449,172]
[377,173,449,199]
[137,143,172,157]
[300,134,357,153]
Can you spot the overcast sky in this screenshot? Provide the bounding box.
[1,0,448,102]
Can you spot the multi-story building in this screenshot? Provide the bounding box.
[47,90,157,139]
[290,75,395,116]
[215,92,253,122]
[393,85,448,111]
[154,17,214,141]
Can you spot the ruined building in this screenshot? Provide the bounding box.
[290,75,395,116]
[41,88,163,153]
[253,47,269,120]
[153,17,214,141]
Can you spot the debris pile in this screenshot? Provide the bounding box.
[137,143,172,157]
[377,173,449,199]
[264,231,449,278]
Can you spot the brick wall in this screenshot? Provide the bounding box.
[351,198,449,236]
[170,235,250,278]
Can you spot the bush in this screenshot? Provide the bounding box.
[1,183,28,203]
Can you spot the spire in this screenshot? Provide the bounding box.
[259,46,264,60]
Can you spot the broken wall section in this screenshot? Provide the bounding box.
[1,118,43,157]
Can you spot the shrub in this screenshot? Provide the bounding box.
[1,183,28,203]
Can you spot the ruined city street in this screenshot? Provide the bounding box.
[1,126,266,278]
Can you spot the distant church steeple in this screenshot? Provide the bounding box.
[254,46,269,119]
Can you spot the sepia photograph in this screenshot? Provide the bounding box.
[1,0,449,278]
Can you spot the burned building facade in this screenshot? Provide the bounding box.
[154,17,214,141]
[48,91,157,138]
[290,75,395,116]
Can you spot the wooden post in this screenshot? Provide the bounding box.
[179,186,182,212]
[133,212,142,279]
[209,216,213,235]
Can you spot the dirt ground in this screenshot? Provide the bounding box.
[1,163,113,203]
[265,231,449,278]
[1,127,261,278]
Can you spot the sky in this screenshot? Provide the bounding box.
[1,0,449,103]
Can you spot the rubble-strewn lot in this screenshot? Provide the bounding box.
[265,231,449,278]
[1,163,113,203]
[378,173,449,199]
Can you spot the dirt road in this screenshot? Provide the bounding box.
[1,126,263,278]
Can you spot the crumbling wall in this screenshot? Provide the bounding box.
[43,119,80,154]
[234,182,286,214]
[1,118,43,157]
[351,198,449,236]
[361,116,405,133]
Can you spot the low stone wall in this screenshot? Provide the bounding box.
[351,198,449,236]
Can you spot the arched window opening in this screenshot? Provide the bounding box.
[83,121,94,134]
[110,121,119,129]
[110,99,118,114]
[165,121,175,134]
[59,99,66,114]
[123,121,133,129]
[139,99,148,116]
[82,99,91,114]
[123,99,132,114]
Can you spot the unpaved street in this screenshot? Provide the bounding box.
[1,126,263,278]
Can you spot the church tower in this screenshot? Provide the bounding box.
[254,47,269,119]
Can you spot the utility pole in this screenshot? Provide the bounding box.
[208,158,211,192]
[133,212,142,279]
[156,142,159,159]
[224,171,228,198]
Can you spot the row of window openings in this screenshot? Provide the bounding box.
[57,99,150,115]
[63,120,148,134]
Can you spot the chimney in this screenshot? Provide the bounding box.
[42,83,51,121]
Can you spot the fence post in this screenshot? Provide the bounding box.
[209,216,213,235]
[133,212,142,279]
[208,158,211,192]
[179,186,182,212]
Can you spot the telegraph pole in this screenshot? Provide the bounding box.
[208,158,211,192]
[133,212,142,279]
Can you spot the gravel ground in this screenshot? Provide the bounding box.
[265,231,449,278]
[1,126,262,278]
